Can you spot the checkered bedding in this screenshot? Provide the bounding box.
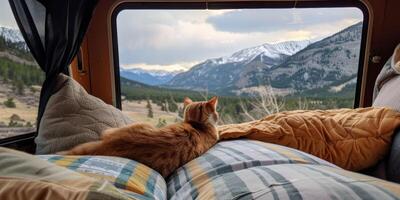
[167,140,400,200]
[38,155,166,200]
[38,140,400,200]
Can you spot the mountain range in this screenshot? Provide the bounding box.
[166,40,312,93]
[121,22,362,98]
[0,22,362,99]
[120,68,182,86]
[121,39,312,91]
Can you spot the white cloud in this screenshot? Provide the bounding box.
[0,2,19,28]
[207,7,363,33]
[117,9,246,66]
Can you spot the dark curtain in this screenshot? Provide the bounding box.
[8,0,98,130]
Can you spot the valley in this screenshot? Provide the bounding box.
[122,22,362,100]
[119,22,362,125]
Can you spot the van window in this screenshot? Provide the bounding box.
[113,5,365,126]
[0,2,43,139]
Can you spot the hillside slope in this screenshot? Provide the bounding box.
[265,22,362,91]
[0,27,42,130]
[0,27,42,92]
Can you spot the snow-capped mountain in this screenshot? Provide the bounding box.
[167,22,362,96]
[166,40,312,91]
[204,40,312,67]
[225,40,311,64]
[120,68,182,86]
[0,27,24,43]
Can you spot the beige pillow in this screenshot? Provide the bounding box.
[35,74,132,154]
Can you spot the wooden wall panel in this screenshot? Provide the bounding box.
[70,37,91,92]
[85,0,116,105]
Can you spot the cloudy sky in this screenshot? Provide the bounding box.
[0,3,363,72]
[117,8,363,72]
[0,1,18,28]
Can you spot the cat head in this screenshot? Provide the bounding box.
[183,96,219,125]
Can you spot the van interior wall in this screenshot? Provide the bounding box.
[70,37,91,92]
[69,0,400,107]
[361,0,400,106]
[71,0,115,105]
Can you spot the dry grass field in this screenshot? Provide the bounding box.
[122,100,182,126]
[0,96,37,138]
[0,93,181,140]
[0,96,37,125]
[0,83,40,138]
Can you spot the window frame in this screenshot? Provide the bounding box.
[0,132,36,151]
[111,0,370,109]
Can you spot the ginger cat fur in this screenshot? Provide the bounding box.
[62,97,219,177]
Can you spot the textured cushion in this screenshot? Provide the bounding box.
[35,74,133,154]
[0,147,132,200]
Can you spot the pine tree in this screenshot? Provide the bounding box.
[168,97,178,112]
[146,99,154,118]
[16,80,24,95]
[160,102,166,111]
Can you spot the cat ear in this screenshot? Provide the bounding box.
[184,97,193,106]
[208,96,218,110]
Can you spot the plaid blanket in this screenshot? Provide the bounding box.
[37,140,400,200]
[38,155,166,200]
[167,140,400,200]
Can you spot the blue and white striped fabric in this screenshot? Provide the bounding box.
[38,155,167,200]
[167,140,400,200]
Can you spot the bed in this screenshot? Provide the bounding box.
[3,47,399,199]
[33,140,400,200]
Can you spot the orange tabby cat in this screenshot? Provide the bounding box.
[62,97,219,177]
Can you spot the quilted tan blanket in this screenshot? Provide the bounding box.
[218,107,400,171]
